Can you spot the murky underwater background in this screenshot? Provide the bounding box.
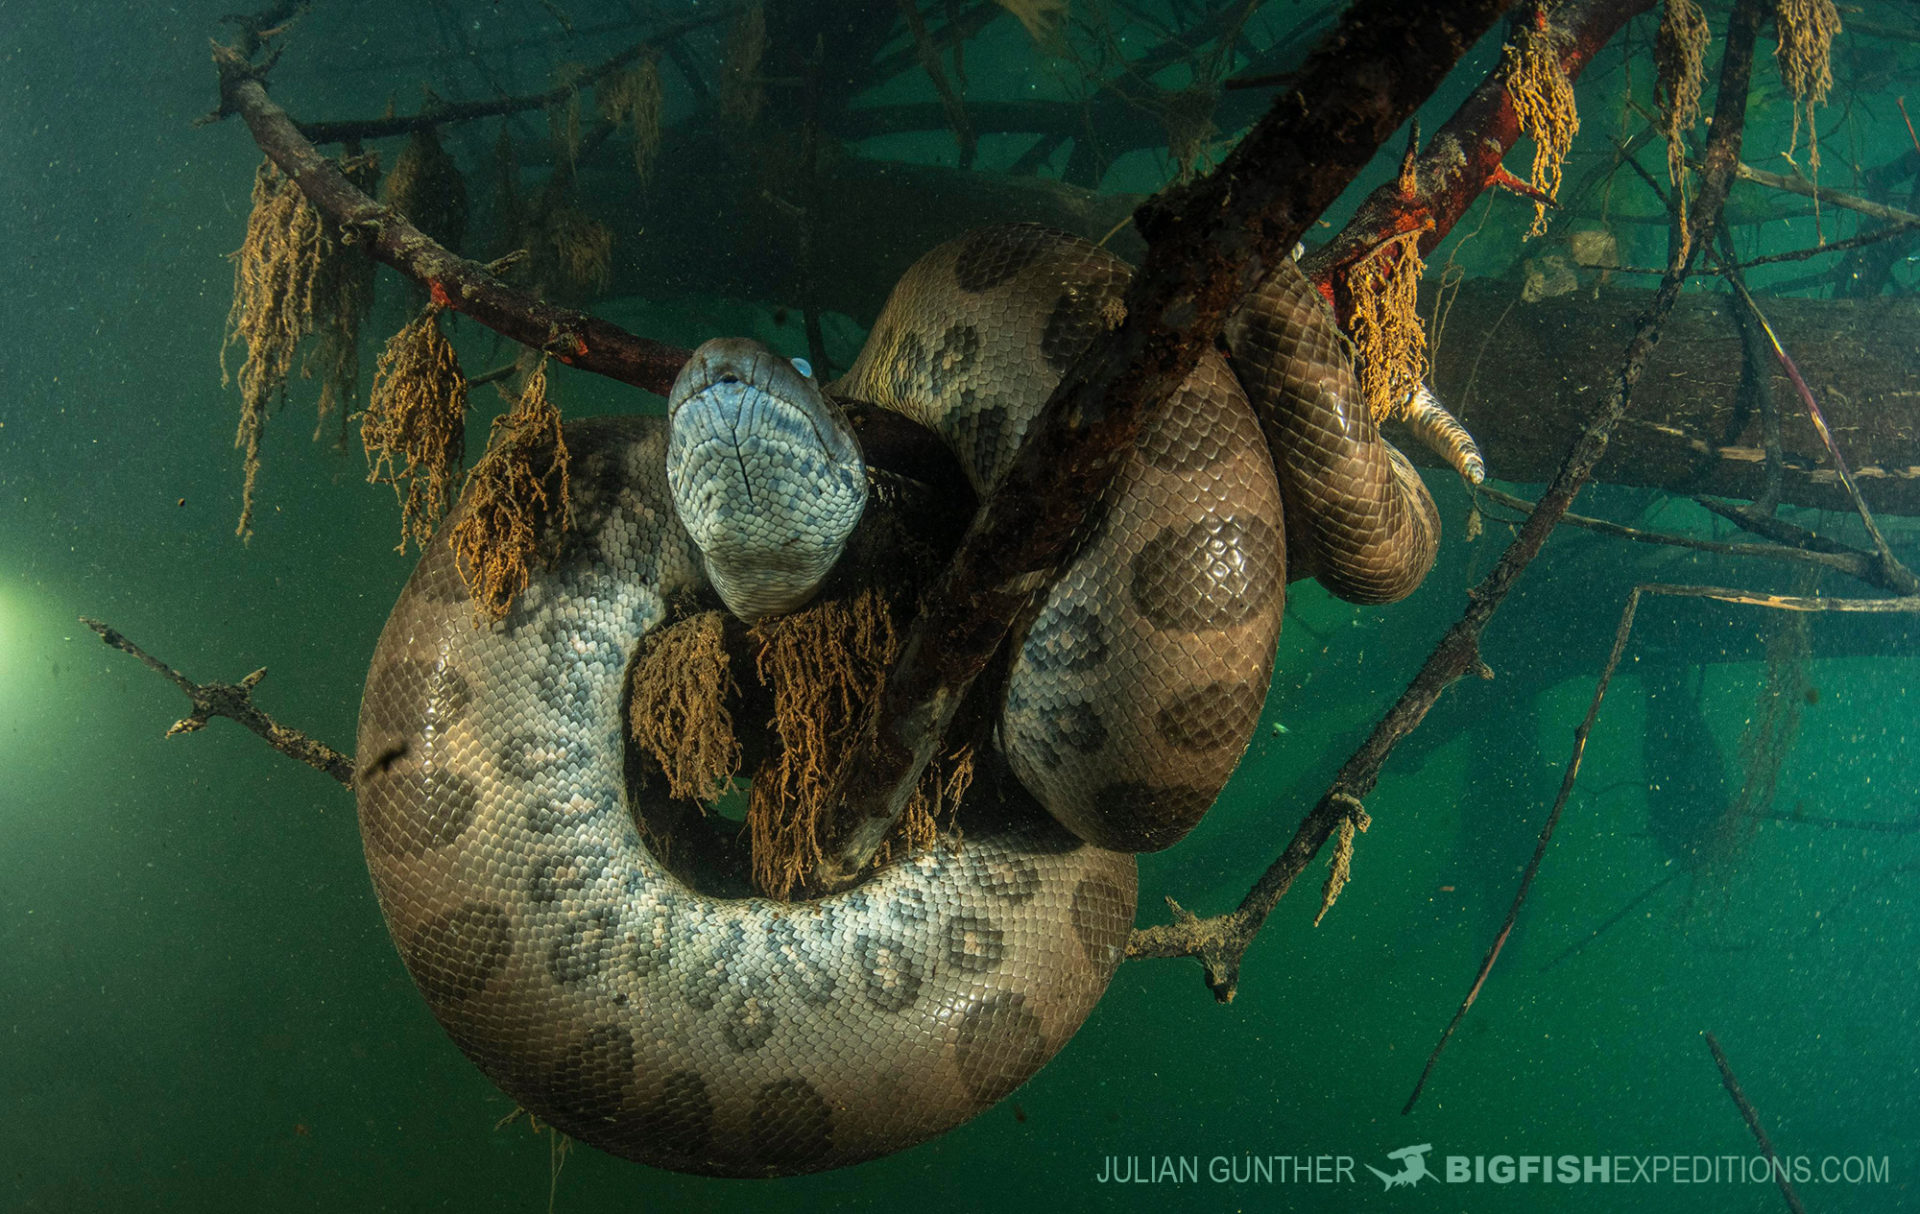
[3,1,1917,1209]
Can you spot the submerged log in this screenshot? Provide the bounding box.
[1427,277,1920,516]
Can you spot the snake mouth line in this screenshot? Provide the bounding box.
[723,407,757,509]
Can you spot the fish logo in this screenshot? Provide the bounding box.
[1366,1143,1437,1190]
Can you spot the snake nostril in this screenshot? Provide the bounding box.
[718,373,741,385]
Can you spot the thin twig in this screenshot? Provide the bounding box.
[1540,869,1681,972]
[1704,1032,1811,1214]
[1398,573,1918,1109]
[1581,221,1920,277]
[1474,484,1887,587]
[796,34,833,380]
[82,617,354,786]
[1733,160,1920,229]
[1694,496,1861,556]
[1637,583,1920,613]
[896,0,976,168]
[1402,569,1649,1114]
[1719,277,1920,594]
[1753,809,1920,833]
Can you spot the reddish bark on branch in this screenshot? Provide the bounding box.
[1302,0,1656,288]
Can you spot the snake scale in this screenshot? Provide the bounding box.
[356,225,1446,1176]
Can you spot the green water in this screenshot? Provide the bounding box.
[4,2,1917,1210]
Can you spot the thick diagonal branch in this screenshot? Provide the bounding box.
[802,0,1520,894]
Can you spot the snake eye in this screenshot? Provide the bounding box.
[790,357,814,380]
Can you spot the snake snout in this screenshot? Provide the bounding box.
[666,337,869,622]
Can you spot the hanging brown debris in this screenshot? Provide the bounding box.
[361,305,469,551]
[629,610,744,804]
[719,4,768,126]
[737,583,970,899]
[1504,13,1580,238]
[1728,571,1816,848]
[1315,799,1370,927]
[1774,0,1839,172]
[996,0,1069,48]
[891,743,973,864]
[449,359,572,621]
[747,586,901,898]
[384,122,469,253]
[221,155,377,540]
[310,232,376,452]
[598,58,665,184]
[544,206,614,295]
[488,133,610,302]
[1345,231,1429,423]
[625,582,967,900]
[1161,86,1220,182]
[548,63,587,166]
[1654,0,1710,258]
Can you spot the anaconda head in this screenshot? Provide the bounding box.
[666,337,868,621]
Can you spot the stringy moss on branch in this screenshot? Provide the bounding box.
[1775,0,1839,217]
[384,122,469,253]
[221,155,378,540]
[1345,232,1429,423]
[629,611,744,804]
[361,305,469,551]
[1655,0,1710,259]
[545,206,614,295]
[450,360,572,621]
[719,4,768,127]
[750,587,904,899]
[1314,803,1369,927]
[598,58,665,184]
[1503,15,1579,239]
[629,585,965,900]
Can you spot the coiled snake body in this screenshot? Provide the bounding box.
[356,225,1444,1176]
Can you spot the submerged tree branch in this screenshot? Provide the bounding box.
[1718,277,1920,594]
[1474,484,1904,591]
[1705,1032,1812,1214]
[1388,571,1920,1103]
[1733,161,1920,229]
[83,617,354,786]
[1392,0,1764,1112]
